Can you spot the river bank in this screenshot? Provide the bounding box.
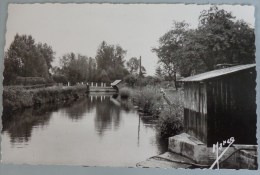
[3,85,89,113]
[117,86,184,138]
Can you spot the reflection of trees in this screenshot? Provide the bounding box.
[1,105,56,143]
[94,96,121,136]
[63,97,94,121]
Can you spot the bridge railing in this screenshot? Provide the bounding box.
[88,82,109,87]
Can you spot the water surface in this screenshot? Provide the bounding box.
[1,95,167,167]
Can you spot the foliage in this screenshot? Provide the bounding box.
[133,76,163,87]
[124,74,138,87]
[126,57,146,76]
[98,69,110,83]
[126,57,139,74]
[4,34,55,85]
[59,53,97,85]
[3,85,89,112]
[153,21,189,89]
[157,89,184,138]
[15,76,47,86]
[52,74,68,85]
[155,66,164,78]
[157,106,183,138]
[143,76,163,86]
[153,6,255,79]
[119,87,132,100]
[132,86,163,117]
[95,41,129,81]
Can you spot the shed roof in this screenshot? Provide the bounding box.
[180,64,256,82]
[111,80,122,86]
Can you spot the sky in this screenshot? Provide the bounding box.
[5,4,255,75]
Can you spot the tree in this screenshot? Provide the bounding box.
[95,41,128,81]
[126,57,139,74]
[37,42,55,72]
[193,6,255,71]
[124,74,138,87]
[96,41,114,71]
[59,53,96,85]
[153,6,255,81]
[98,69,110,83]
[4,34,55,85]
[155,66,163,78]
[153,21,189,89]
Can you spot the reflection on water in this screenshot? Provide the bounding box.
[1,94,167,167]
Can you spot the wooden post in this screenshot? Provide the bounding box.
[139,56,142,77]
[160,88,172,105]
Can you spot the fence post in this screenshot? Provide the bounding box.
[160,88,172,106]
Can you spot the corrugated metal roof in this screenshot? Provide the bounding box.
[111,80,122,86]
[180,64,256,82]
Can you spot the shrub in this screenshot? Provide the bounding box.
[119,87,132,100]
[52,74,68,85]
[157,106,183,138]
[124,74,138,87]
[157,89,184,138]
[3,85,89,112]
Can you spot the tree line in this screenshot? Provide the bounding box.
[153,6,255,88]
[4,35,145,85]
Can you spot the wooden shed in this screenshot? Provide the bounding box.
[180,64,256,146]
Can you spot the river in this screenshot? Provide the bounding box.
[1,94,168,167]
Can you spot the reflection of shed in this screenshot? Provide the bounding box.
[180,64,256,146]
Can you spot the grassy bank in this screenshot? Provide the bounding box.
[118,86,184,138]
[3,85,89,112]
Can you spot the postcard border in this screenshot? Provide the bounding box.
[0,0,259,175]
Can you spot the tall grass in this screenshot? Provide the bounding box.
[132,86,163,117]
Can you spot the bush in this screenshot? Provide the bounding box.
[52,74,68,85]
[119,87,132,100]
[157,106,183,138]
[157,89,184,138]
[3,85,89,112]
[124,74,138,87]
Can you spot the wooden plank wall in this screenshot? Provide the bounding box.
[207,69,256,145]
[184,82,208,143]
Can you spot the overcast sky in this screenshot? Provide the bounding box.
[5,3,254,75]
